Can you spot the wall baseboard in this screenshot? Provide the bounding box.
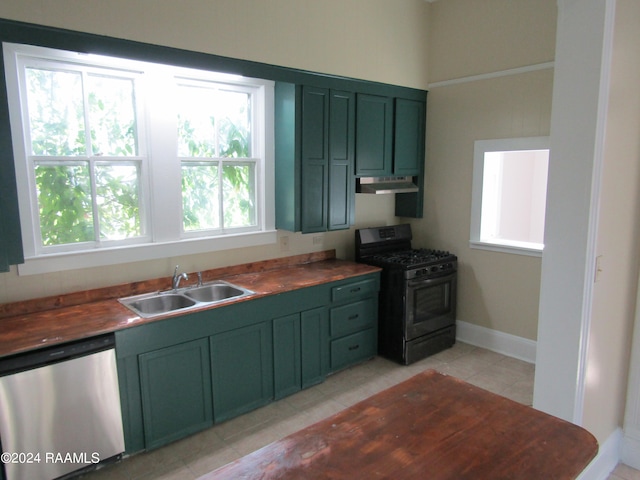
[578,427,621,480]
[622,430,640,470]
[456,320,537,364]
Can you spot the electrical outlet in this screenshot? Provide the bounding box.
[313,235,323,245]
[280,235,290,252]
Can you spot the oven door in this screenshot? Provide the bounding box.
[405,272,457,341]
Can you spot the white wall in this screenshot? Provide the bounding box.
[421,0,556,341]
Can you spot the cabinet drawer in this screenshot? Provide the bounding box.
[330,328,376,372]
[330,300,376,337]
[331,277,378,303]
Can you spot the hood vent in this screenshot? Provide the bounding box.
[356,176,419,194]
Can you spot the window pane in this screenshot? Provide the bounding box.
[218,90,250,158]
[88,74,138,156]
[176,85,217,157]
[223,163,255,228]
[480,149,548,247]
[182,163,219,231]
[95,163,142,240]
[26,68,85,156]
[35,162,94,245]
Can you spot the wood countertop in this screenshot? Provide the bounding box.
[0,251,380,358]
[203,370,599,480]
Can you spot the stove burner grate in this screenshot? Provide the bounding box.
[370,248,455,267]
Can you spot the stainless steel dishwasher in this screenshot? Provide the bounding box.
[0,334,125,480]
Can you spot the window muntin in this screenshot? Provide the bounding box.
[470,137,550,257]
[4,43,274,274]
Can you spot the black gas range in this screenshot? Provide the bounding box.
[356,224,457,365]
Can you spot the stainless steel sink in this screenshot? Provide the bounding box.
[124,294,196,317]
[183,283,245,303]
[119,281,254,318]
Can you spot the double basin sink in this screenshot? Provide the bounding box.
[119,281,254,318]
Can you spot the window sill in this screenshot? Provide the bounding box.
[17,230,278,276]
[469,240,543,258]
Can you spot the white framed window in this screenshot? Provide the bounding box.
[470,137,550,257]
[3,43,275,275]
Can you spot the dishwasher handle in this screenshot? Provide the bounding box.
[0,333,115,376]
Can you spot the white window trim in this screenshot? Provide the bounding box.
[470,136,549,258]
[3,43,276,275]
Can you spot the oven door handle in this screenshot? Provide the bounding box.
[407,271,457,288]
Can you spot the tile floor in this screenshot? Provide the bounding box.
[611,464,640,480]
[80,342,634,480]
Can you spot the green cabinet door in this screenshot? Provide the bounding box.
[355,94,393,176]
[301,306,328,388]
[138,338,213,450]
[301,86,329,233]
[273,307,328,398]
[273,313,302,399]
[328,90,355,230]
[394,98,426,219]
[393,98,425,176]
[210,322,273,422]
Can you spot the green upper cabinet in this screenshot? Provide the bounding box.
[275,83,355,233]
[300,86,329,233]
[393,98,425,177]
[355,94,425,178]
[354,94,393,177]
[354,93,426,219]
[328,90,356,231]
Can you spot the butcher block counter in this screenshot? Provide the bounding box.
[0,250,380,358]
[203,370,599,480]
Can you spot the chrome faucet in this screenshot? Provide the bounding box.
[172,265,188,291]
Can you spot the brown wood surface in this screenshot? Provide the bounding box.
[202,370,598,480]
[0,251,380,357]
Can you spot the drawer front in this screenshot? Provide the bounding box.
[330,300,376,338]
[330,328,376,372]
[331,277,378,303]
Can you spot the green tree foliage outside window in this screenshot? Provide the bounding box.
[178,86,256,232]
[26,66,141,246]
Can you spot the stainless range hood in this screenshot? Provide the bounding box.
[356,176,419,194]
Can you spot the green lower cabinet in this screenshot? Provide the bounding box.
[330,328,377,372]
[301,307,328,388]
[273,313,302,399]
[116,272,380,454]
[138,338,213,450]
[273,307,328,399]
[328,277,379,373]
[210,322,273,423]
